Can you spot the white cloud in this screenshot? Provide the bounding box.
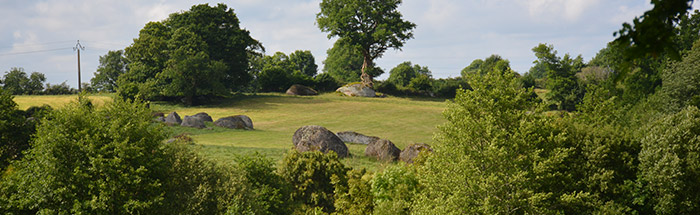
[521,0,601,22]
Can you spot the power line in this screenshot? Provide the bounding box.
[0,47,71,57]
[0,40,75,50]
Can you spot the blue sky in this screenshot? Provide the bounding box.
[0,0,694,88]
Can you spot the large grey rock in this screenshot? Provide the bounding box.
[336,131,380,145]
[292,125,349,158]
[336,83,375,97]
[286,84,318,96]
[193,112,213,122]
[365,139,400,162]
[399,143,433,164]
[181,115,206,129]
[164,112,182,126]
[214,115,253,130]
[154,116,165,123]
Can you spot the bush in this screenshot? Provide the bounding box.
[313,73,341,92]
[371,165,419,215]
[0,97,262,214]
[278,150,349,213]
[44,82,77,95]
[333,169,374,215]
[0,89,34,172]
[258,66,293,92]
[234,153,291,215]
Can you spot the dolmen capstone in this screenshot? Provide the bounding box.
[286,84,318,96]
[214,115,253,130]
[164,112,182,126]
[336,131,380,145]
[399,143,433,164]
[292,125,349,158]
[365,139,400,162]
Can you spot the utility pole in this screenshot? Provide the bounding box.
[74,40,85,92]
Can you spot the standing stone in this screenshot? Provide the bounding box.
[399,143,433,164]
[292,125,349,158]
[164,112,182,126]
[181,115,206,129]
[365,139,400,162]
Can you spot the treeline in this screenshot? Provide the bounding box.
[0,68,77,95]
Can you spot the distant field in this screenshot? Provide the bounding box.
[14,93,447,171]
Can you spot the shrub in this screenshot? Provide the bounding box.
[332,169,373,215]
[234,153,291,215]
[278,150,349,213]
[0,89,34,172]
[313,73,340,92]
[371,164,419,215]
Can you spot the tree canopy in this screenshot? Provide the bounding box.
[317,0,415,83]
[92,50,128,92]
[322,38,384,84]
[119,3,261,105]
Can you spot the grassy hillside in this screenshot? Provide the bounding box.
[14,93,446,170]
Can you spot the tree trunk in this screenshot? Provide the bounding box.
[360,53,373,88]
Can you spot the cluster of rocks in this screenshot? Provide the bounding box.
[292,125,432,163]
[154,111,253,130]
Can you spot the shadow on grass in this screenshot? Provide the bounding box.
[151,93,332,111]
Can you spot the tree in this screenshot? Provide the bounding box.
[26,72,45,95]
[120,3,262,104]
[461,55,512,77]
[2,68,29,95]
[322,38,384,84]
[532,43,585,111]
[387,61,430,88]
[638,106,700,214]
[92,50,128,92]
[159,28,228,105]
[288,50,318,77]
[317,0,416,86]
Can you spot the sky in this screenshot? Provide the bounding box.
[0,0,696,88]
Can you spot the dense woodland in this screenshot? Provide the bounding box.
[2,0,700,214]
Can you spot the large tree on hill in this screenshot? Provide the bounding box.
[119,3,261,105]
[316,0,415,87]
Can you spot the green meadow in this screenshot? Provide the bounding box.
[14,93,446,170]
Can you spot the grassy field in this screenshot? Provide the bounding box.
[14,93,447,171]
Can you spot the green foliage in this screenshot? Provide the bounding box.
[278,150,349,213]
[414,69,552,214]
[461,55,511,77]
[332,169,373,215]
[371,164,419,215]
[0,97,263,214]
[431,77,470,98]
[234,153,292,215]
[532,43,585,111]
[92,50,128,92]
[0,89,34,172]
[614,0,692,61]
[43,82,77,95]
[317,0,415,76]
[658,40,700,111]
[322,38,384,83]
[387,61,431,88]
[120,3,261,104]
[408,75,432,92]
[289,50,319,77]
[1,68,45,95]
[313,73,340,92]
[638,106,700,214]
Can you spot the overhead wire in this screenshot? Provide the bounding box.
[0,47,72,57]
